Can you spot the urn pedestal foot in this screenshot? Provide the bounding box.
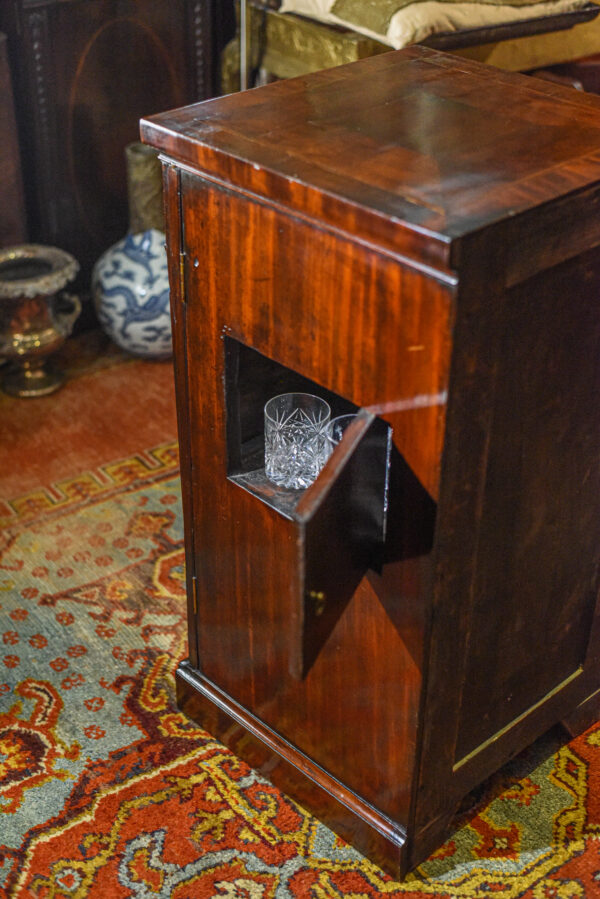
[2,359,64,398]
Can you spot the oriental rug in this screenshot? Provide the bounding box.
[2,442,600,898]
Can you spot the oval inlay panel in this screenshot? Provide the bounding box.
[67,17,182,247]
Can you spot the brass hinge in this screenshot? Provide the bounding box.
[191,574,198,616]
[308,589,326,617]
[179,251,186,304]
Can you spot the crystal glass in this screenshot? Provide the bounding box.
[328,413,359,447]
[264,392,331,489]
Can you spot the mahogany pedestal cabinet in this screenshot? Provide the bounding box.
[142,47,600,875]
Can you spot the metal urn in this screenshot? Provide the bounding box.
[0,244,80,397]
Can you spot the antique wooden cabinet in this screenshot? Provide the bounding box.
[0,0,225,287]
[142,48,600,875]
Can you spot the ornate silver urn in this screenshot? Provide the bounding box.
[0,244,80,397]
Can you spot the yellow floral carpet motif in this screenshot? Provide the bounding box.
[1,441,600,898]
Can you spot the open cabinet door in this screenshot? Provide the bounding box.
[294,410,392,678]
[231,407,392,679]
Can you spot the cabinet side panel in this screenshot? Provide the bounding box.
[180,173,455,825]
[412,244,600,870]
[455,247,600,759]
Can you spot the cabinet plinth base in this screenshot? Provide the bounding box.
[562,688,600,738]
[175,660,407,877]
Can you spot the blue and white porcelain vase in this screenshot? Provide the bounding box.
[92,229,171,359]
[92,143,172,359]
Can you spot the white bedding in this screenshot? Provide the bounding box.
[279,0,594,49]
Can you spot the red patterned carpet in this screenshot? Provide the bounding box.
[1,343,600,897]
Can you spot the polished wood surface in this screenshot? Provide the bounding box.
[143,48,600,875]
[169,175,450,831]
[145,47,600,264]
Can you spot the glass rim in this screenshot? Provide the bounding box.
[330,413,358,425]
[328,413,359,443]
[264,392,331,423]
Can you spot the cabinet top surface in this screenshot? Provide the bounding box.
[142,45,600,248]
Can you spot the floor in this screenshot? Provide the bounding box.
[0,329,178,501]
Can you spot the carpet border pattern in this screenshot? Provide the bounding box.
[0,443,179,530]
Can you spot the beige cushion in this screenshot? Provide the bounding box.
[279,0,593,49]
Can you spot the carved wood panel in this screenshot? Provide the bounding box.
[0,32,26,246]
[0,0,221,289]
